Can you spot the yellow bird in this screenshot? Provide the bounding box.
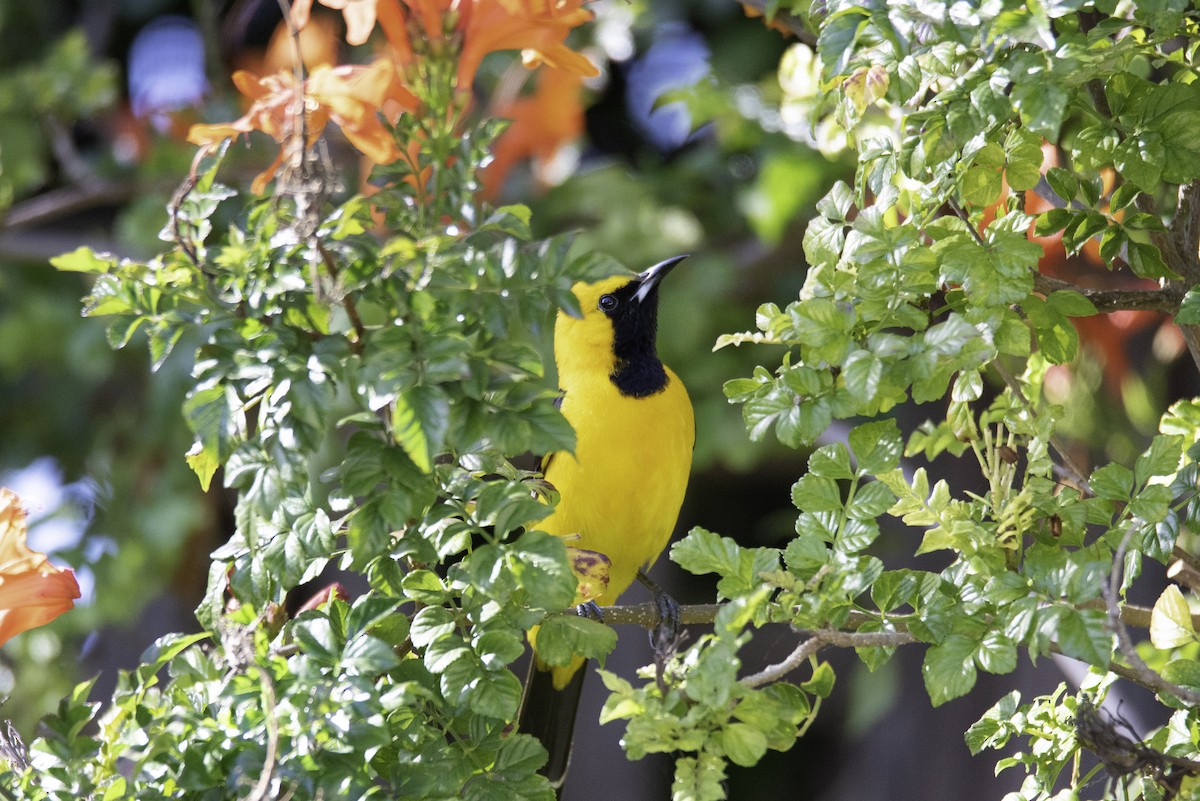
[518,255,695,792]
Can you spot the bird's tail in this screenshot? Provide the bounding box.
[518,654,588,796]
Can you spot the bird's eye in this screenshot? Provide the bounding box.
[598,294,618,312]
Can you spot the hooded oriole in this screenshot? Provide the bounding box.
[518,255,695,792]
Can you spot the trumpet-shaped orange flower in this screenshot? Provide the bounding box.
[289,0,427,62]
[458,0,598,90]
[291,0,382,46]
[290,0,598,93]
[480,67,584,199]
[0,489,80,648]
[188,59,418,193]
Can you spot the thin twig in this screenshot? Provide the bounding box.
[169,174,201,268]
[317,243,366,351]
[244,668,281,801]
[949,199,987,245]
[991,358,1093,496]
[740,635,826,688]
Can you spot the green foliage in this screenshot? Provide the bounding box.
[10,0,1200,798]
[599,591,817,801]
[3,39,617,799]
[673,0,1200,797]
[0,29,117,206]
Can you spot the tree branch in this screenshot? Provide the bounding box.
[600,598,1200,699]
[1,180,137,230]
[740,635,826,688]
[605,599,1200,633]
[600,602,723,628]
[1032,272,1181,315]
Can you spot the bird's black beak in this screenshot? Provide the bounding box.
[633,255,688,304]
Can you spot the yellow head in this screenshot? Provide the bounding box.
[553,256,687,397]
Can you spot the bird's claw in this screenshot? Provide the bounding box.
[649,587,681,657]
[637,571,683,692]
[575,600,604,622]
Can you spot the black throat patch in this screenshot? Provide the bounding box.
[605,279,669,398]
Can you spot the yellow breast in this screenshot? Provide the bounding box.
[540,365,694,605]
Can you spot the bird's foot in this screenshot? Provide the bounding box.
[636,571,683,693]
[575,600,604,622]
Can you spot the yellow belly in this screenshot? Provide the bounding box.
[540,366,694,605]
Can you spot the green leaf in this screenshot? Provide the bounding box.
[1035,208,1072,237]
[344,634,402,675]
[480,204,533,239]
[791,474,844,513]
[1113,132,1164,191]
[801,661,836,698]
[1135,435,1183,484]
[138,631,210,671]
[1012,80,1068,140]
[922,635,978,706]
[1162,659,1200,688]
[965,691,1021,754]
[523,401,576,456]
[410,605,456,647]
[1150,585,1197,649]
[672,527,742,577]
[672,754,727,801]
[1089,463,1133,500]
[961,160,1004,206]
[495,733,550,775]
[1046,167,1077,203]
[1127,241,1181,280]
[1056,608,1111,665]
[392,385,450,474]
[719,723,769,767]
[849,419,903,475]
[842,349,883,399]
[846,481,896,521]
[468,668,524,720]
[784,531,829,576]
[292,616,341,666]
[534,615,617,665]
[1176,286,1200,325]
[1045,290,1097,318]
[808,443,854,480]
[51,246,114,273]
[183,385,232,491]
[975,631,1018,675]
[818,9,869,76]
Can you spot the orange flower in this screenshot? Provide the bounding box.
[188,59,418,193]
[0,489,80,647]
[291,0,416,60]
[291,0,381,46]
[480,67,584,199]
[289,0,599,93]
[458,0,599,91]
